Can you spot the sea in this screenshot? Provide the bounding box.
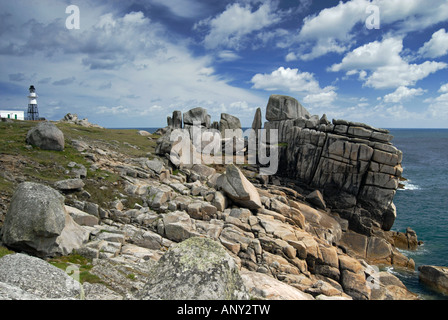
[123,127,448,299]
[386,129,448,300]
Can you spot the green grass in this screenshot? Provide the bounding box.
[58,122,157,158]
[0,120,158,205]
[48,253,103,284]
[0,246,15,258]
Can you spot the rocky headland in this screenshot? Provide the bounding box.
[0,95,444,300]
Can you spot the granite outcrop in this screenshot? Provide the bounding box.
[264,95,403,236]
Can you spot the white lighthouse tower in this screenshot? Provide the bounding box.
[27,85,39,121]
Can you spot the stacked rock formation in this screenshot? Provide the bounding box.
[264,95,402,236]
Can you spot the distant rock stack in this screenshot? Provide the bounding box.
[264,94,402,235]
[162,107,246,159]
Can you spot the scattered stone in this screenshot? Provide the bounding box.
[137,130,151,137]
[54,178,85,192]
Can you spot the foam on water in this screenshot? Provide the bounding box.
[399,179,421,191]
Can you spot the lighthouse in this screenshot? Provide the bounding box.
[27,85,39,121]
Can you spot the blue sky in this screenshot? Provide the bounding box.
[1,0,447,128]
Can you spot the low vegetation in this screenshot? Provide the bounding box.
[47,253,102,284]
[0,120,157,220]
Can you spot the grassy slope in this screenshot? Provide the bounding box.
[0,120,161,284]
[0,120,158,211]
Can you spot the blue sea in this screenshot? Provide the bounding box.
[119,127,448,299]
[387,129,448,300]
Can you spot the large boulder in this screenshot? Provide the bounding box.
[266,95,310,121]
[217,164,262,210]
[138,237,250,300]
[418,265,448,296]
[1,182,89,257]
[220,113,242,139]
[183,107,208,126]
[26,121,65,151]
[0,253,83,300]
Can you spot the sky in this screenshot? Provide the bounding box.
[0,0,447,129]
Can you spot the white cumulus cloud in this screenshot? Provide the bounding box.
[383,86,426,103]
[251,67,322,93]
[195,1,281,50]
[251,67,337,106]
[330,37,448,89]
[418,28,448,58]
[295,0,448,60]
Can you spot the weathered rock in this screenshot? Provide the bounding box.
[217,164,262,210]
[220,113,242,138]
[418,265,448,296]
[339,231,414,270]
[57,210,90,256]
[61,113,102,128]
[137,130,151,137]
[0,253,83,300]
[370,271,419,300]
[147,184,173,209]
[279,121,401,234]
[183,107,208,126]
[26,121,65,151]
[54,178,85,192]
[145,159,165,174]
[0,281,42,300]
[189,164,216,181]
[212,191,228,212]
[2,182,89,257]
[2,182,66,256]
[340,269,371,300]
[263,94,403,235]
[305,280,351,299]
[172,110,182,129]
[88,258,154,298]
[219,225,254,255]
[305,190,326,210]
[252,107,262,131]
[155,129,174,155]
[162,211,198,242]
[241,270,313,300]
[138,237,250,300]
[83,283,123,300]
[266,95,310,121]
[389,227,419,250]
